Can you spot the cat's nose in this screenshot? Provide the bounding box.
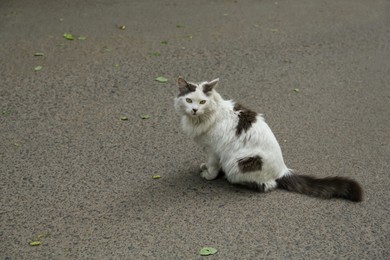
[192,108,198,113]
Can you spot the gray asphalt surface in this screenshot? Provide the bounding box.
[1,0,389,259]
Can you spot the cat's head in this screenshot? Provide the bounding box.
[174,77,219,118]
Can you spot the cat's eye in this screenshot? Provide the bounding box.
[199,100,206,104]
[185,98,192,103]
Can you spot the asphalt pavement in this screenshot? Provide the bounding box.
[1,0,389,259]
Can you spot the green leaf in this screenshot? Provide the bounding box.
[293,88,300,92]
[176,24,185,28]
[140,114,151,119]
[152,175,161,179]
[36,232,50,239]
[200,247,217,256]
[30,241,41,246]
[2,110,12,116]
[78,36,87,40]
[63,33,74,40]
[34,52,44,56]
[160,40,168,45]
[120,116,128,121]
[34,66,43,72]
[155,76,168,83]
[149,52,161,57]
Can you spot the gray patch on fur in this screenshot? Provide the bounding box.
[238,156,263,173]
[233,103,257,136]
[178,83,197,97]
[202,84,213,95]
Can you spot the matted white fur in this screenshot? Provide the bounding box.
[174,77,290,191]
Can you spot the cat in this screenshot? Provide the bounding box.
[174,77,363,202]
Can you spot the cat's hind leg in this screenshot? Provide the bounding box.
[232,178,277,192]
[263,180,277,191]
[224,160,278,192]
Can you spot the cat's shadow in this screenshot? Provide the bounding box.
[164,168,259,195]
[111,167,262,221]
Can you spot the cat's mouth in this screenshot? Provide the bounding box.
[190,110,199,116]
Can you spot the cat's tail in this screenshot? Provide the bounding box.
[276,172,363,202]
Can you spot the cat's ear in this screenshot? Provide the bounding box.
[178,77,196,95]
[203,78,219,93]
[178,77,188,89]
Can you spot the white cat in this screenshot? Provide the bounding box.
[174,77,363,202]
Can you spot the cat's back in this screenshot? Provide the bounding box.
[212,101,285,161]
[208,101,267,149]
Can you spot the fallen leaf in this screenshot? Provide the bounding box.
[103,46,112,52]
[149,52,161,56]
[200,247,218,256]
[63,33,74,40]
[115,63,120,68]
[176,24,185,28]
[34,52,44,56]
[29,232,50,246]
[34,66,43,72]
[155,76,168,83]
[78,36,87,40]
[269,28,279,32]
[293,88,300,92]
[29,241,41,246]
[4,11,19,17]
[140,114,151,119]
[37,233,50,239]
[2,110,11,116]
[160,40,168,45]
[119,25,126,30]
[152,175,161,179]
[120,116,128,121]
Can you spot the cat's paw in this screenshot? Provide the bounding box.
[200,169,217,181]
[200,163,208,171]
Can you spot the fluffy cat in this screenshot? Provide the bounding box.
[174,77,363,202]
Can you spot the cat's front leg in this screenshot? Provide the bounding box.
[200,154,220,181]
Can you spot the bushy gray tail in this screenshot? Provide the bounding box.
[276,173,363,202]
